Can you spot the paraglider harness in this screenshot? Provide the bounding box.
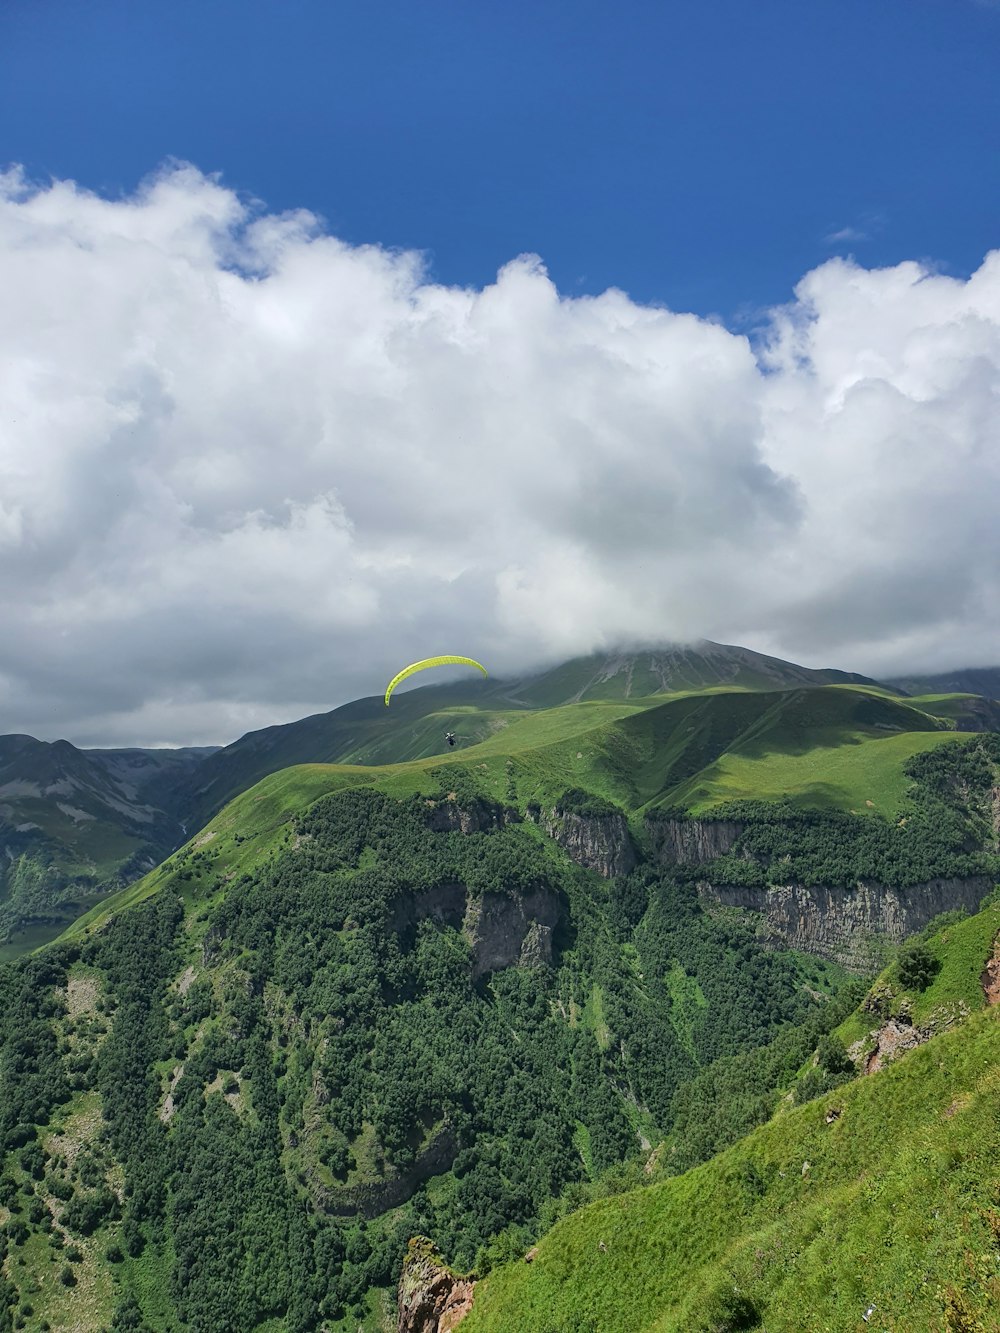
[445,732,457,748]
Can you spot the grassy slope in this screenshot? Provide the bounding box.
[463,905,1000,1333]
[57,685,976,949]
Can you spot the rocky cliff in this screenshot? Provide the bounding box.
[529,806,637,878]
[462,888,561,979]
[645,815,745,866]
[397,1237,474,1333]
[425,797,522,835]
[388,881,562,980]
[698,876,994,971]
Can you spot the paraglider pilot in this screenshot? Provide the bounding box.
[445,732,456,748]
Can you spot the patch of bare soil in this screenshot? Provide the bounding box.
[981,930,1000,1005]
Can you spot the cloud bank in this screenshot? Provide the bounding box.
[2,164,1000,744]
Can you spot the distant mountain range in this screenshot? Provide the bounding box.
[2,639,999,952]
[885,665,1000,700]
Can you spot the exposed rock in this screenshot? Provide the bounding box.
[697,876,993,971]
[645,816,745,866]
[389,883,562,979]
[854,1018,932,1075]
[397,1236,475,1333]
[530,807,636,878]
[517,920,553,968]
[981,930,1000,1005]
[463,888,561,979]
[425,798,521,835]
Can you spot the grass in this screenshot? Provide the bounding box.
[463,1004,1000,1333]
[50,683,977,956]
[680,728,975,819]
[663,962,707,1063]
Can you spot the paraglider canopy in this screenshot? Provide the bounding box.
[384,655,488,706]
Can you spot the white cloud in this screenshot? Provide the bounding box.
[825,225,868,245]
[1,164,1000,744]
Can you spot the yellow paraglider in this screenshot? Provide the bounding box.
[384,656,488,706]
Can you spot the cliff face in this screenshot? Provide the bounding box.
[463,888,561,979]
[397,1237,475,1333]
[389,881,562,980]
[425,798,522,835]
[698,877,994,971]
[645,816,745,866]
[530,807,637,878]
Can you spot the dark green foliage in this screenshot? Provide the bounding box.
[555,789,623,818]
[816,1034,853,1076]
[62,1187,118,1236]
[897,940,941,991]
[699,1283,763,1331]
[109,1294,153,1331]
[58,1264,75,1286]
[698,737,1000,890]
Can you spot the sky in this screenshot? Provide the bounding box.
[1,0,1000,746]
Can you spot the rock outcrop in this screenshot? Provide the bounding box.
[645,816,745,866]
[982,930,1000,1005]
[463,888,561,979]
[425,798,521,834]
[390,882,562,980]
[697,876,994,971]
[851,1017,932,1074]
[529,807,637,878]
[397,1236,474,1333]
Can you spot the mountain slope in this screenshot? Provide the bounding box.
[171,642,898,833]
[461,898,1000,1333]
[0,736,206,953]
[887,665,1000,701]
[2,717,997,1331]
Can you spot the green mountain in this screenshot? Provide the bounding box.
[461,895,1000,1332]
[174,641,896,829]
[0,694,997,1331]
[0,738,214,958]
[0,642,904,953]
[0,665,987,959]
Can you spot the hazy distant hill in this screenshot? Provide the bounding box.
[886,664,1000,701]
[0,737,215,950]
[504,640,889,708]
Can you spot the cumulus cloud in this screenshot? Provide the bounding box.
[1,164,999,744]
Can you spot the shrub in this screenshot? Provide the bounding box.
[898,940,941,992]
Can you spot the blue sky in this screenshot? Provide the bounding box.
[4,0,999,319]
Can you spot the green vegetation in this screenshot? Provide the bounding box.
[0,680,996,1330]
[462,900,1000,1332]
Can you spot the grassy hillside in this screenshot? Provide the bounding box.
[172,641,899,832]
[0,646,959,958]
[60,683,985,950]
[462,900,1000,1333]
